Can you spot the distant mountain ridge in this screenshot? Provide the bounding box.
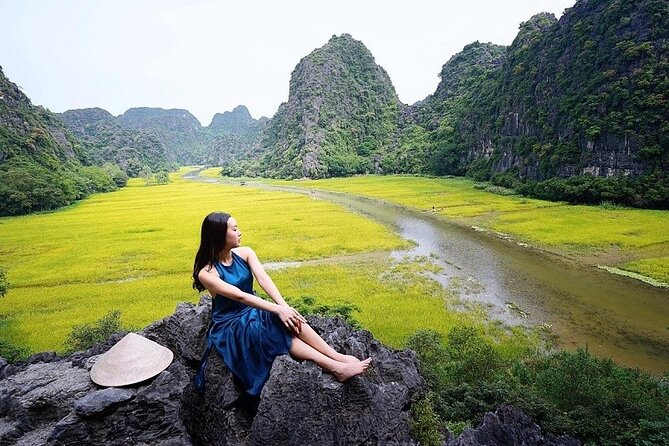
[59,108,171,175]
[116,107,206,164]
[58,105,267,169]
[0,60,268,215]
[209,105,257,134]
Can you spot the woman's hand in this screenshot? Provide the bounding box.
[275,305,307,334]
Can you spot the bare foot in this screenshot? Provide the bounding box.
[332,358,372,382]
[335,353,361,363]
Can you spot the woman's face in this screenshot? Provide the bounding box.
[226,217,242,248]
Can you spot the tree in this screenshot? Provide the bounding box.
[102,163,128,187]
[139,165,153,184]
[154,170,171,185]
[64,309,123,353]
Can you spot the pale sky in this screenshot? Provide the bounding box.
[1,0,576,126]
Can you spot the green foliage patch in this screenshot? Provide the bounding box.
[287,296,361,329]
[0,266,7,298]
[0,156,122,216]
[64,309,124,353]
[407,328,669,445]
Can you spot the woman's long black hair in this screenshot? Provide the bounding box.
[193,211,230,292]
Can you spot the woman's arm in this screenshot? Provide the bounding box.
[198,266,279,313]
[241,247,288,306]
[239,247,307,331]
[198,263,305,332]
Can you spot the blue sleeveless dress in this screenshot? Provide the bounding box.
[194,251,293,395]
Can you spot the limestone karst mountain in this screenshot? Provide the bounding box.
[257,33,402,178]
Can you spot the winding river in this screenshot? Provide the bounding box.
[190,172,669,373]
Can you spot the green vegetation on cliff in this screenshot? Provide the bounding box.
[417,41,507,176]
[0,67,126,216]
[221,0,669,208]
[59,107,172,175]
[422,0,669,208]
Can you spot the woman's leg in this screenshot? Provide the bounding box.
[289,337,371,382]
[295,322,360,363]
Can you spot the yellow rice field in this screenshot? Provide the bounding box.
[0,170,410,353]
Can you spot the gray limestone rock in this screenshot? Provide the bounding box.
[247,316,424,446]
[72,388,135,417]
[47,362,191,445]
[141,298,211,362]
[181,350,251,445]
[447,405,581,446]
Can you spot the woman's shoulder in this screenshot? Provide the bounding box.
[198,262,217,277]
[232,246,255,261]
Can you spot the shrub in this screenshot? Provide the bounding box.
[0,313,30,362]
[154,170,171,185]
[516,173,669,209]
[79,166,117,193]
[0,339,31,362]
[287,296,361,328]
[64,309,123,353]
[485,185,516,196]
[410,393,443,446]
[443,326,503,385]
[406,329,448,386]
[525,349,669,443]
[102,163,129,187]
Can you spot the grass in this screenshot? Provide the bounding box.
[264,175,669,284]
[0,171,409,354]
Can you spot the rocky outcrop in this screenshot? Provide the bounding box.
[208,105,258,135]
[0,298,425,445]
[447,406,580,446]
[0,298,582,445]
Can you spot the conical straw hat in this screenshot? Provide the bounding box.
[90,333,174,387]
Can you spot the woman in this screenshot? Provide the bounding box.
[193,212,371,396]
